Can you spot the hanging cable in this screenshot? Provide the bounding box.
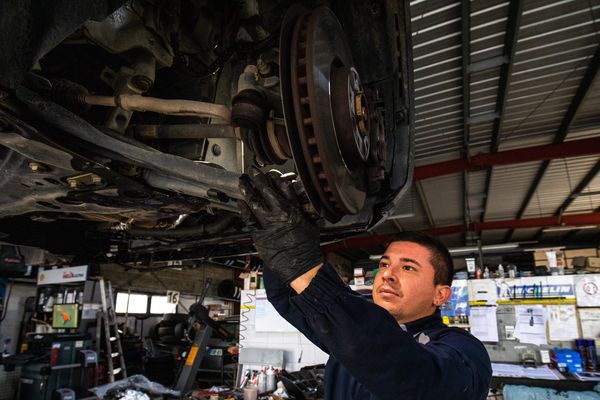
[0,280,13,324]
[238,290,256,350]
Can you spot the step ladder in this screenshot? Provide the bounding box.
[96,278,127,383]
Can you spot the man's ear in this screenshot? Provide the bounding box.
[433,285,452,307]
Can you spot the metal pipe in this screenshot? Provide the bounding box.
[322,211,600,253]
[126,214,236,238]
[134,124,238,140]
[80,94,232,123]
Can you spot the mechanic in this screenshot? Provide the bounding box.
[238,168,492,400]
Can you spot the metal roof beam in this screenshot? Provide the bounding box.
[416,181,436,228]
[480,0,524,224]
[532,160,600,241]
[563,204,600,241]
[555,160,600,216]
[504,45,600,242]
[413,136,600,180]
[461,0,471,246]
[322,211,600,254]
[490,0,523,154]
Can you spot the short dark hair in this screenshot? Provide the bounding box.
[390,231,454,286]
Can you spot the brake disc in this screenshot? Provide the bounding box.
[280,6,369,222]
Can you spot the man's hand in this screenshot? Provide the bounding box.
[238,168,323,286]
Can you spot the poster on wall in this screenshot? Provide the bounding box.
[470,306,499,342]
[547,305,579,341]
[468,280,498,304]
[575,276,600,307]
[578,308,600,338]
[514,305,547,346]
[441,280,470,318]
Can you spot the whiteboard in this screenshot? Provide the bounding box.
[255,289,297,332]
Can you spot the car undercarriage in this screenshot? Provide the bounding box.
[0,0,413,265]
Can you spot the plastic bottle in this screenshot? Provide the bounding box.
[266,365,276,392]
[497,264,505,278]
[586,339,597,371]
[483,266,490,279]
[257,368,267,393]
[475,268,482,279]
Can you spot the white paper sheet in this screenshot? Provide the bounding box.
[579,308,600,338]
[468,279,498,304]
[255,290,297,332]
[470,306,499,342]
[491,363,563,380]
[575,276,600,307]
[514,305,547,346]
[547,304,579,341]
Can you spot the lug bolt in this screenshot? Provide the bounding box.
[29,162,42,173]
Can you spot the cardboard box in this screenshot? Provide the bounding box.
[586,257,600,268]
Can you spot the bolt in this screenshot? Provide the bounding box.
[369,2,381,15]
[29,162,42,173]
[91,174,103,185]
[212,144,222,156]
[395,110,406,124]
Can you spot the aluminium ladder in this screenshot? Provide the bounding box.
[96,278,127,383]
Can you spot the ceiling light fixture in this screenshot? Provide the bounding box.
[368,242,522,260]
[542,225,597,233]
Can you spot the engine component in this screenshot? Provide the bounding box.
[280,6,369,222]
[232,88,290,165]
[80,94,232,123]
[231,89,269,130]
[17,87,242,202]
[82,1,175,68]
[366,93,387,194]
[125,214,236,238]
[134,124,238,140]
[49,79,91,114]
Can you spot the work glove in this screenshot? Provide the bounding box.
[238,167,323,285]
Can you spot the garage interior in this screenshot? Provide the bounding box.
[0,0,600,399]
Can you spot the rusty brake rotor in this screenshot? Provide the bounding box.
[280,6,369,222]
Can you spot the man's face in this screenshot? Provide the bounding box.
[372,241,450,324]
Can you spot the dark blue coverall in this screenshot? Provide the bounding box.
[264,262,492,400]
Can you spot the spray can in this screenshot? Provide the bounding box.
[586,339,597,371]
[257,368,267,393]
[266,365,276,392]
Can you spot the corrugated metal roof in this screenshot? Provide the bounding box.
[511,227,543,241]
[482,229,512,243]
[484,161,543,220]
[411,0,599,157]
[346,0,600,261]
[523,155,599,217]
[419,173,465,226]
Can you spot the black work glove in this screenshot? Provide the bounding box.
[238,168,323,285]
